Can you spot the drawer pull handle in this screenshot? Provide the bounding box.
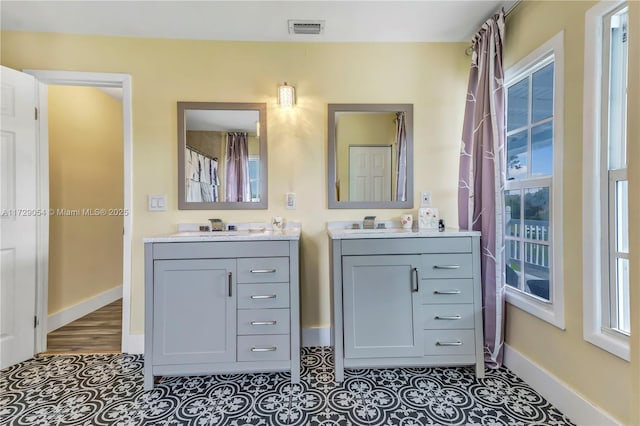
[250,321,277,326]
[434,315,462,320]
[433,265,461,270]
[434,290,462,295]
[436,340,463,346]
[228,272,232,297]
[251,269,277,273]
[413,267,420,292]
[251,346,277,352]
[251,294,277,299]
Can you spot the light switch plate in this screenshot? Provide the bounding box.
[286,192,296,209]
[148,194,167,211]
[420,191,432,207]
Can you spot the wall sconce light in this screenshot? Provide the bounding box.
[278,82,296,108]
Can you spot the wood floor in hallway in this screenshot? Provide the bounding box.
[44,298,122,354]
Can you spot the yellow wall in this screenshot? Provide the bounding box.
[336,112,397,200]
[0,32,469,336]
[48,85,124,315]
[505,1,639,423]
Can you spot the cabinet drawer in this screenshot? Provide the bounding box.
[237,335,290,362]
[237,257,289,283]
[237,309,290,335]
[424,330,476,356]
[421,279,473,304]
[423,304,475,330]
[422,254,473,279]
[341,237,472,255]
[237,283,290,309]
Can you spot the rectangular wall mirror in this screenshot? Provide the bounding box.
[178,102,267,210]
[328,104,413,209]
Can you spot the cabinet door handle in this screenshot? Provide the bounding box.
[251,269,276,273]
[251,346,277,352]
[433,290,461,295]
[413,267,420,292]
[434,315,462,320]
[433,265,460,269]
[435,340,463,346]
[250,320,277,326]
[251,294,277,300]
[228,272,232,297]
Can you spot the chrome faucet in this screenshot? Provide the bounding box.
[363,216,376,229]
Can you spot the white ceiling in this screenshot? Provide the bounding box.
[186,109,260,131]
[1,1,516,43]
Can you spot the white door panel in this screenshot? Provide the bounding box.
[349,145,391,202]
[0,66,37,368]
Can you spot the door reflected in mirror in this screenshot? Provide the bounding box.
[178,102,267,210]
[328,104,413,209]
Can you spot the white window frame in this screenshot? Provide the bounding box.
[583,0,630,361]
[504,32,565,329]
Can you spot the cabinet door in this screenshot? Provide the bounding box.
[153,259,236,365]
[343,255,422,358]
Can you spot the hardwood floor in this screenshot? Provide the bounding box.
[44,299,122,354]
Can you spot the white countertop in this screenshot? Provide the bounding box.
[144,222,301,243]
[327,221,480,240]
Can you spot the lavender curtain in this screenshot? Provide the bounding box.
[225,132,251,202]
[458,11,506,368]
[395,111,407,201]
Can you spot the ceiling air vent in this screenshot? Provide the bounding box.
[288,20,325,35]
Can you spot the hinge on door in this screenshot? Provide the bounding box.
[34,316,39,328]
[35,107,38,120]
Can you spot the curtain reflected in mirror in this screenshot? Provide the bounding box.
[178,102,267,210]
[328,104,413,209]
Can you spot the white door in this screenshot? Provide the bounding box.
[0,66,37,368]
[349,145,392,202]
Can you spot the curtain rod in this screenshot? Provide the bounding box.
[465,1,522,56]
[186,145,218,162]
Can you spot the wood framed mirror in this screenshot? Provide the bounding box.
[178,102,267,210]
[328,103,413,209]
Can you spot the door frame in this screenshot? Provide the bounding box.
[25,70,134,354]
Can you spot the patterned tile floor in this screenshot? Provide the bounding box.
[0,347,574,425]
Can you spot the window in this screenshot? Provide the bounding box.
[248,156,260,202]
[504,32,564,328]
[583,0,629,360]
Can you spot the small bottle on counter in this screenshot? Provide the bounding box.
[438,219,445,232]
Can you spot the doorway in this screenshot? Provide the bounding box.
[44,84,124,353]
[349,145,392,202]
[25,70,134,355]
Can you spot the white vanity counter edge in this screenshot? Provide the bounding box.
[327,221,479,240]
[144,222,301,243]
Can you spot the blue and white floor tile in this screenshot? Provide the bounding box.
[0,347,574,425]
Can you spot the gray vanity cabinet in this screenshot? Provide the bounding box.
[330,232,484,382]
[144,239,300,390]
[152,259,236,365]
[342,255,422,358]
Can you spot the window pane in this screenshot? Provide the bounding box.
[524,187,549,241]
[531,122,553,176]
[507,131,528,180]
[505,190,521,237]
[507,78,529,131]
[608,9,628,170]
[505,239,521,289]
[616,258,630,334]
[616,180,628,253]
[532,62,554,122]
[524,243,550,301]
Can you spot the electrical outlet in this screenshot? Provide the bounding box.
[286,192,296,209]
[420,191,432,207]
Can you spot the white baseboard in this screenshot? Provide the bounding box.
[124,333,144,354]
[503,344,618,426]
[302,327,332,347]
[47,285,122,332]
